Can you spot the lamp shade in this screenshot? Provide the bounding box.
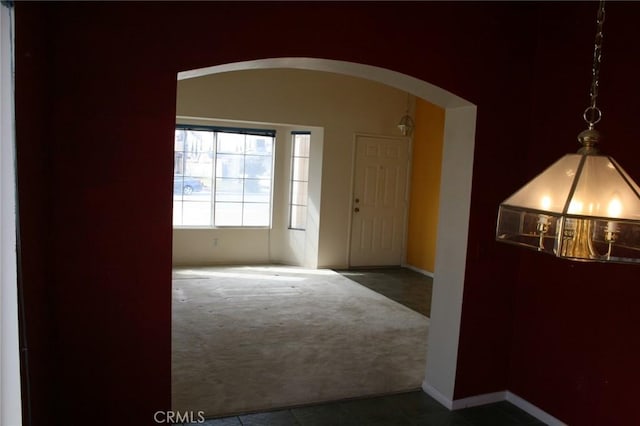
[496,151,640,263]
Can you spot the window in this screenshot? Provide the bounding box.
[173,125,275,227]
[289,132,310,229]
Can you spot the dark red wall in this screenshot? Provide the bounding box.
[15,4,56,423]
[508,3,640,425]
[14,2,640,425]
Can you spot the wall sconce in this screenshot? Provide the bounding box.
[496,0,640,264]
[398,93,415,136]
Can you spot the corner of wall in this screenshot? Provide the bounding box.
[406,98,445,272]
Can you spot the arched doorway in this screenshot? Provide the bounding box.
[177,57,477,407]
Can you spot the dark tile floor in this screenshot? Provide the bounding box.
[336,267,433,317]
[180,391,546,425]
[178,268,546,425]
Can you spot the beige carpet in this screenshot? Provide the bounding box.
[172,265,429,418]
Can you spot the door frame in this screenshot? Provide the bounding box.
[347,132,413,268]
[1,3,22,424]
[180,58,478,407]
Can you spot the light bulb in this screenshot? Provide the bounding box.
[607,196,622,217]
[540,195,552,211]
[606,195,622,238]
[568,200,583,214]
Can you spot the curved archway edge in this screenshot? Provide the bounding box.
[179,58,477,407]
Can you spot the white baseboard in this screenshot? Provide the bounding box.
[506,391,567,426]
[451,390,506,409]
[421,380,454,409]
[421,382,566,425]
[403,264,434,278]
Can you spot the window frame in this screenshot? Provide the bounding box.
[173,124,276,229]
[289,131,311,230]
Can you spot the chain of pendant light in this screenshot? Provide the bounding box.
[584,0,605,128]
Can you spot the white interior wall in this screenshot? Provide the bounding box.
[269,128,324,268]
[173,69,411,268]
[1,4,22,425]
[422,105,476,405]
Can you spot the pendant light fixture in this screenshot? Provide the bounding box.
[397,93,415,136]
[496,0,640,264]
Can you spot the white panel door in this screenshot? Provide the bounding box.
[349,135,410,267]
